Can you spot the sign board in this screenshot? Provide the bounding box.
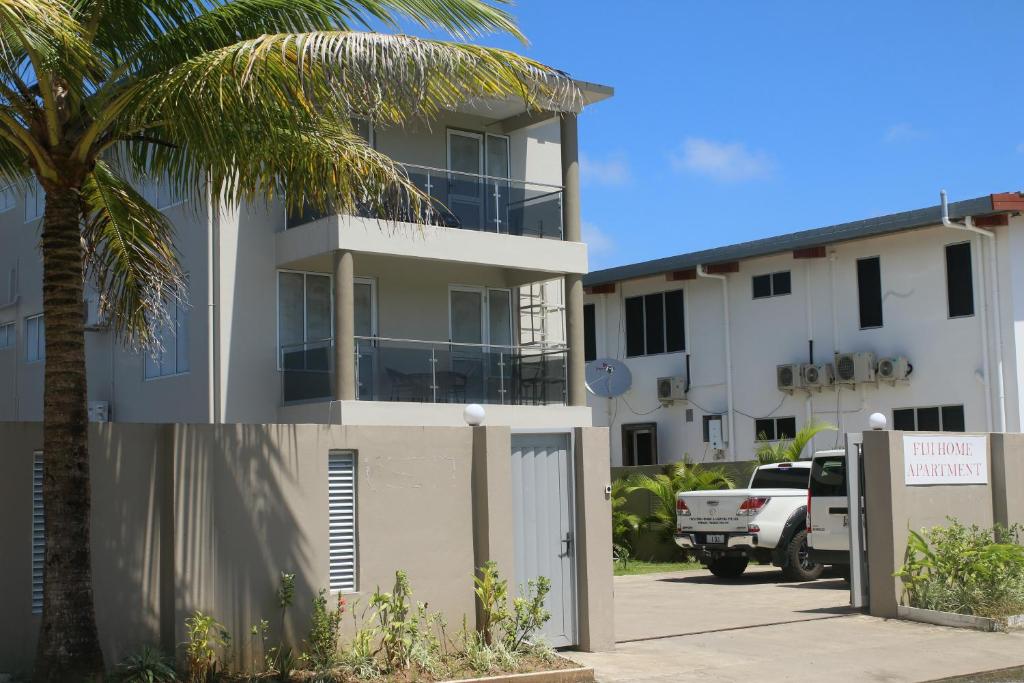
[903,434,988,486]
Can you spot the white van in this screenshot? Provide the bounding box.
[807,450,850,572]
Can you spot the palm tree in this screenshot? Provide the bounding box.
[624,461,736,543]
[610,478,641,561]
[0,2,579,679]
[755,419,836,465]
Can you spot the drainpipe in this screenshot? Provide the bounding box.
[207,180,221,424]
[942,190,1005,432]
[828,250,842,435]
[697,265,735,456]
[805,260,814,449]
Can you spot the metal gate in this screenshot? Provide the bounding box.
[510,432,577,648]
[846,432,869,609]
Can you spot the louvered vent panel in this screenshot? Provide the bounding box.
[327,452,357,592]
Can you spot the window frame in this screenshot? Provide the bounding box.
[892,405,966,432]
[276,269,335,371]
[0,182,15,213]
[24,181,44,223]
[624,289,686,358]
[143,287,190,380]
[751,271,792,300]
[327,450,358,593]
[856,255,884,329]
[944,241,975,319]
[24,314,43,363]
[0,321,13,350]
[754,416,797,442]
[621,422,658,466]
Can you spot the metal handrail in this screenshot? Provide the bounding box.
[354,335,567,352]
[401,163,563,191]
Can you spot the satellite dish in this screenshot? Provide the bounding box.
[586,358,632,398]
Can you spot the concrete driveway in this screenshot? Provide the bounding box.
[567,567,1024,682]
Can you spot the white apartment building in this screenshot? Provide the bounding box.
[584,192,1024,466]
[0,83,612,429]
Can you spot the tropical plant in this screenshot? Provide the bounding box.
[505,576,551,652]
[184,611,229,683]
[3,2,579,678]
[610,478,641,562]
[473,561,510,646]
[755,419,836,464]
[111,645,177,683]
[624,461,736,541]
[895,519,1024,619]
[300,590,346,671]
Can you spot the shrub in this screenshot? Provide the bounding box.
[184,611,229,683]
[473,561,510,646]
[112,645,177,683]
[895,519,1024,619]
[300,590,345,670]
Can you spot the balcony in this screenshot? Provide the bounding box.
[280,337,567,406]
[286,164,564,240]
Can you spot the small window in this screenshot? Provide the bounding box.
[893,405,965,432]
[945,242,974,318]
[25,314,44,362]
[328,451,357,592]
[622,423,657,466]
[810,456,847,497]
[0,321,13,349]
[624,290,685,357]
[755,416,797,442]
[583,303,596,362]
[31,451,44,615]
[752,271,791,299]
[0,183,15,213]
[857,257,883,328]
[144,292,189,379]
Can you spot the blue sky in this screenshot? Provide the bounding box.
[465,1,1024,270]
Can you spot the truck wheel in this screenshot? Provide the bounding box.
[781,529,824,581]
[707,556,748,578]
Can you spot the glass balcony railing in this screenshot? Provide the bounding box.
[286,164,564,240]
[279,337,568,406]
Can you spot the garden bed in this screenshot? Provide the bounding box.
[283,654,590,683]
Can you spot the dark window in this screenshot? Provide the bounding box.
[752,274,772,299]
[755,418,775,441]
[644,293,665,355]
[702,414,722,442]
[893,405,965,432]
[776,417,797,439]
[625,296,644,357]
[583,304,596,362]
[810,456,846,497]
[857,257,883,328]
[625,290,685,357]
[946,242,974,318]
[941,405,966,432]
[773,271,792,296]
[751,466,810,490]
[755,416,797,442]
[893,408,915,431]
[622,423,657,466]
[664,290,686,352]
[752,271,791,299]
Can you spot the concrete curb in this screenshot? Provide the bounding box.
[898,605,1024,632]
[441,667,595,683]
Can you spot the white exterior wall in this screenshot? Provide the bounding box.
[0,113,578,427]
[589,221,1021,465]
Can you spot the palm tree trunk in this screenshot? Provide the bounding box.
[33,186,105,681]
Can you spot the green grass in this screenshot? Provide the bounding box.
[613,560,702,576]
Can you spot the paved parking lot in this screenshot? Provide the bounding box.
[567,567,1024,682]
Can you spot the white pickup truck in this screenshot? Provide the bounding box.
[674,461,823,581]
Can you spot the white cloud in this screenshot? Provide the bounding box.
[670,137,775,182]
[582,220,614,255]
[580,153,630,186]
[884,123,925,143]
[1015,143,1024,155]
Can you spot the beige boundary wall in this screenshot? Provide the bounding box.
[863,430,1024,619]
[0,422,613,673]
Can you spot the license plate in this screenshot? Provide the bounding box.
[706,534,726,544]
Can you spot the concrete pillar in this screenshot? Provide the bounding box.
[573,426,615,652]
[470,426,515,631]
[560,113,586,406]
[333,250,356,401]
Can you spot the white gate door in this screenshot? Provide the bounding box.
[510,432,577,648]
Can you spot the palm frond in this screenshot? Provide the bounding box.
[80,158,185,349]
[756,419,836,464]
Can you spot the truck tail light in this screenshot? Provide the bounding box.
[676,498,690,516]
[737,497,769,516]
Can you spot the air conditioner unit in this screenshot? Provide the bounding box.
[877,356,912,383]
[777,363,803,392]
[833,351,877,385]
[657,376,687,403]
[87,401,110,423]
[801,362,834,390]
